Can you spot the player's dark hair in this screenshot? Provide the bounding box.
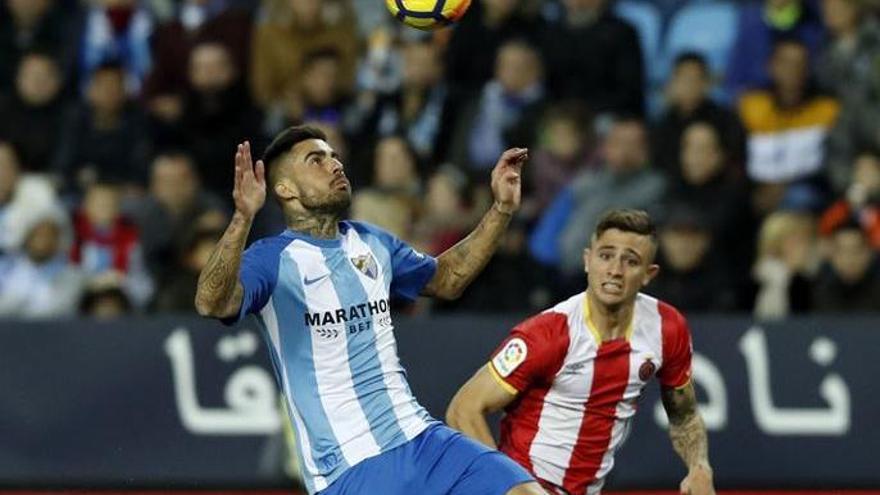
[594,209,657,245]
[263,125,328,169]
[262,125,329,196]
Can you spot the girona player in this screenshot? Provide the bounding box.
[447,209,715,495]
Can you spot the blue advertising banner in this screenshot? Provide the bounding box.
[0,314,877,489]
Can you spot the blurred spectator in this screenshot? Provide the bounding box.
[79,271,133,318]
[350,0,391,37]
[0,50,67,172]
[529,116,665,278]
[523,101,594,219]
[725,0,824,98]
[539,0,643,115]
[126,151,227,283]
[53,60,151,193]
[351,136,421,240]
[0,0,76,91]
[753,210,818,319]
[819,151,880,249]
[250,0,358,109]
[152,226,222,312]
[739,39,839,212]
[652,52,745,174]
[162,41,263,197]
[450,39,545,173]
[283,48,350,128]
[665,121,756,302]
[143,0,252,111]
[0,141,59,255]
[413,165,471,256]
[434,217,551,314]
[445,0,539,93]
[354,25,400,98]
[0,206,84,319]
[70,181,153,309]
[348,37,454,170]
[819,0,880,192]
[77,0,153,95]
[649,204,737,312]
[816,0,878,97]
[813,220,880,311]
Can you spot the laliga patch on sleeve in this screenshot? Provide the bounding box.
[492,338,528,377]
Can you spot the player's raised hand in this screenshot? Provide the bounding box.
[232,141,266,219]
[490,147,528,214]
[679,464,715,495]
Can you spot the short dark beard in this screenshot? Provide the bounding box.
[300,190,351,216]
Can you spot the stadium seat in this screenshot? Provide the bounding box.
[661,1,739,83]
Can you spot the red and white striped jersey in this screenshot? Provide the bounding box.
[489,291,693,495]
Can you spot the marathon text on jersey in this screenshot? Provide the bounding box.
[304,299,391,327]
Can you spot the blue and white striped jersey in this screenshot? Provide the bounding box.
[225,221,438,493]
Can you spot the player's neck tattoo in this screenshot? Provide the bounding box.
[286,211,341,239]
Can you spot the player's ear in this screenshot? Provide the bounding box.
[643,263,660,287]
[274,178,299,201]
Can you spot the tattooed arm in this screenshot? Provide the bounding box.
[422,148,528,300]
[661,381,715,495]
[195,142,266,318]
[194,212,252,317]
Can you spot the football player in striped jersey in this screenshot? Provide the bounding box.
[448,209,714,495]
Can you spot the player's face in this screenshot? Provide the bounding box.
[278,138,351,214]
[584,229,659,308]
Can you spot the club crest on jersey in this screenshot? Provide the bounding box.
[493,338,528,377]
[350,253,378,280]
[639,357,656,381]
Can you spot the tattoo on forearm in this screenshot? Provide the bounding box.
[428,204,512,297]
[195,214,251,314]
[670,410,709,468]
[663,384,710,470]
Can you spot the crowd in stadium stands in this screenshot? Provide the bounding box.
[0,0,879,320]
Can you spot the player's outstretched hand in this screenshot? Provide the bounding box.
[232,141,266,219]
[490,147,528,215]
[679,464,715,495]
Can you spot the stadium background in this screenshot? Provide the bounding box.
[0,0,878,493]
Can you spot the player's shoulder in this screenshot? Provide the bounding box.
[549,291,584,315]
[341,220,398,245]
[343,220,385,236]
[244,231,297,261]
[514,293,582,341]
[516,311,568,335]
[638,293,690,335]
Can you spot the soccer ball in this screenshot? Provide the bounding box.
[385,0,472,30]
